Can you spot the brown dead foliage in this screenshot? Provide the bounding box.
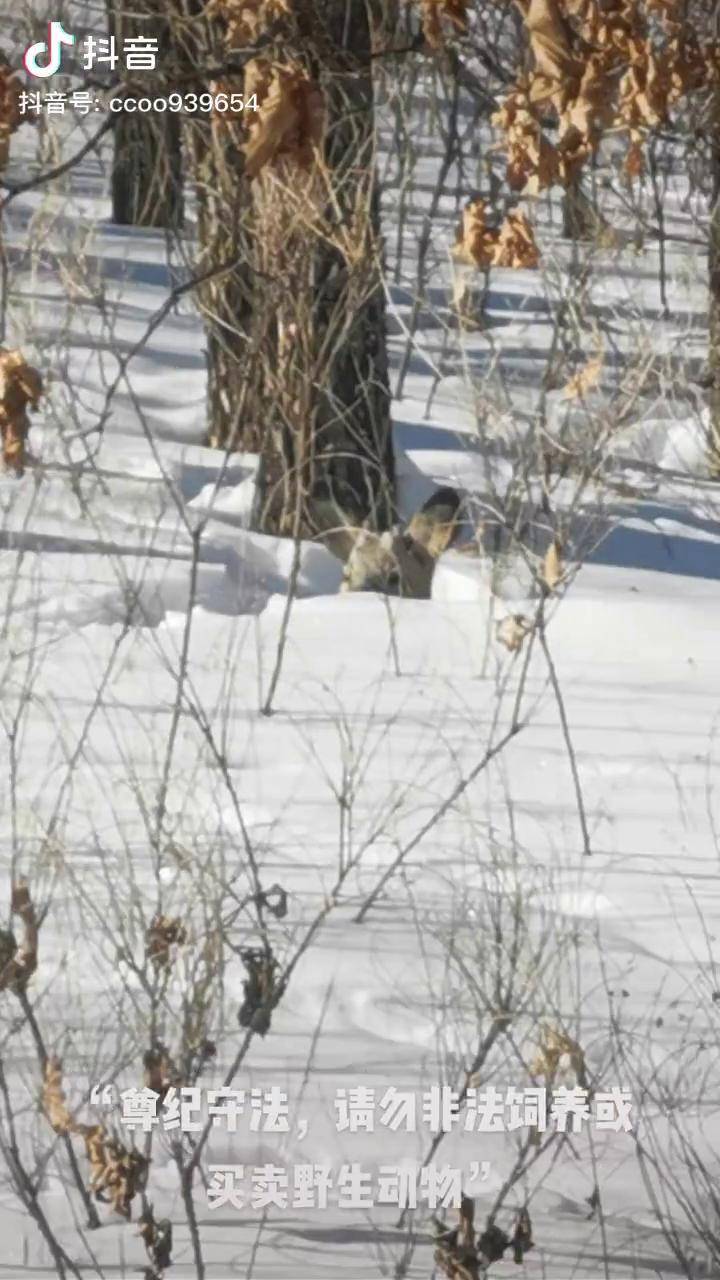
[243,59,324,178]
[0,349,43,475]
[495,0,720,194]
[492,90,561,192]
[493,210,540,267]
[238,946,283,1035]
[41,1058,149,1218]
[138,1199,173,1276]
[434,1196,524,1277]
[420,0,469,48]
[522,0,582,88]
[0,881,39,994]
[145,915,188,971]
[143,1044,181,1100]
[452,200,497,269]
[434,1195,485,1279]
[624,131,645,176]
[204,0,291,45]
[541,538,563,590]
[453,201,540,270]
[496,613,533,652]
[42,1056,75,1134]
[563,343,604,397]
[530,1023,587,1083]
[203,0,294,152]
[77,1123,149,1218]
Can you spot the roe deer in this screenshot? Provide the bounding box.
[321,486,462,598]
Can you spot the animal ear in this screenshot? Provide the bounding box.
[406,486,461,558]
[316,526,364,564]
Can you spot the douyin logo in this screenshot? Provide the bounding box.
[23,21,76,79]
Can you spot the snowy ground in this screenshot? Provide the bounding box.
[2,22,720,1280]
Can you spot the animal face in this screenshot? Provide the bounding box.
[341,529,437,598]
[341,530,398,594]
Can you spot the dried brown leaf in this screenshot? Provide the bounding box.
[42,1057,74,1134]
[204,0,290,45]
[76,1124,149,1219]
[238,946,282,1035]
[243,60,324,178]
[624,134,645,177]
[420,0,469,49]
[0,349,43,475]
[496,1,719,198]
[40,1059,150,1222]
[560,56,615,142]
[493,211,540,267]
[0,880,39,992]
[496,613,532,652]
[452,199,497,268]
[434,1194,483,1279]
[494,90,561,193]
[530,1023,585,1081]
[542,538,563,590]
[523,0,582,86]
[143,1044,180,1099]
[145,915,187,971]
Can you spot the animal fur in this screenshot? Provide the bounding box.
[322,487,462,598]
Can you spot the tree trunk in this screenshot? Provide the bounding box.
[194,0,394,535]
[111,114,183,228]
[191,119,255,452]
[108,1,183,229]
[709,90,720,465]
[304,0,394,532]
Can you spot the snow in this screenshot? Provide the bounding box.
[2,18,720,1280]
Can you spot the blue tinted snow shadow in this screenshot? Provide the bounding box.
[586,522,720,580]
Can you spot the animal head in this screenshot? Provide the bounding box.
[321,487,462,598]
[340,527,434,596]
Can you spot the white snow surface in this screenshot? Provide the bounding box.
[1,29,720,1280]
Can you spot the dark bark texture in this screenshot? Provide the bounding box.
[194,0,394,534]
[109,1,184,229]
[709,90,720,456]
[304,1,395,532]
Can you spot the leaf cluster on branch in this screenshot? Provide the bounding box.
[453,199,540,268]
[145,914,188,971]
[434,1195,534,1278]
[0,349,43,475]
[138,1199,173,1278]
[420,0,470,48]
[243,60,325,177]
[204,0,325,178]
[529,1022,587,1083]
[494,0,720,187]
[143,1043,181,1099]
[80,1122,149,1218]
[42,1058,149,1218]
[204,0,291,45]
[0,882,39,994]
[238,945,283,1035]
